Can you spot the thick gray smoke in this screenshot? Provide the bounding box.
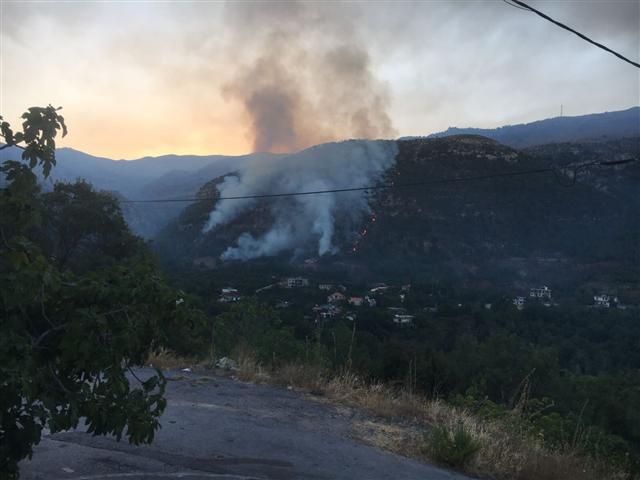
[202,140,398,260]
[223,2,396,153]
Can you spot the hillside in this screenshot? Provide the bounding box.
[155,135,639,293]
[427,106,640,148]
[0,146,254,237]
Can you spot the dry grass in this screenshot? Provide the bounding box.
[232,359,625,480]
[146,348,198,371]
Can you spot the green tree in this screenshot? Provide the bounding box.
[0,106,204,478]
[38,180,142,272]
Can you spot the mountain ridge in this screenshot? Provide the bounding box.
[427,106,639,148]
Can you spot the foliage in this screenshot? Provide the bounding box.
[424,423,481,468]
[0,107,203,478]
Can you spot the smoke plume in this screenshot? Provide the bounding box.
[223,2,396,153]
[202,3,399,260]
[202,140,398,260]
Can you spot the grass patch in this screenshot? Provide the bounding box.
[147,348,197,371]
[425,423,481,468]
[228,355,626,480]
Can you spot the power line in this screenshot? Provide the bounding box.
[502,0,530,12]
[119,158,636,204]
[505,0,640,69]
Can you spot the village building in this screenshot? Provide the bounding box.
[318,283,333,291]
[370,285,390,294]
[327,292,347,303]
[365,296,377,307]
[594,294,618,308]
[393,314,414,325]
[530,286,552,299]
[513,296,526,310]
[285,277,309,288]
[219,288,241,303]
[348,296,364,306]
[313,303,341,320]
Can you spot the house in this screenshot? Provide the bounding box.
[393,314,414,325]
[530,286,552,299]
[318,283,333,291]
[313,303,341,320]
[327,292,346,303]
[594,294,618,308]
[219,288,241,303]
[365,296,377,307]
[370,285,390,294]
[348,296,364,306]
[513,296,526,310]
[285,277,309,288]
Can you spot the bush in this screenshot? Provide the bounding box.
[425,423,481,468]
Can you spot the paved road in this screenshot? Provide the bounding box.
[21,369,471,480]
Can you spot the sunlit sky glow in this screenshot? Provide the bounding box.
[1,0,638,159]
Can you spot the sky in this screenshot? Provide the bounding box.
[0,0,638,160]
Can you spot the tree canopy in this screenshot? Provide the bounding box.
[0,106,205,478]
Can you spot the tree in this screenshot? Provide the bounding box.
[0,106,205,478]
[38,180,142,272]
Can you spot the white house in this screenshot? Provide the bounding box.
[594,294,618,308]
[529,286,552,299]
[393,314,414,325]
[365,296,377,307]
[286,277,309,288]
[219,289,241,303]
[513,296,526,310]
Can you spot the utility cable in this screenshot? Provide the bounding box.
[506,0,640,68]
[118,157,637,203]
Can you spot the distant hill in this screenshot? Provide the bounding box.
[427,107,639,148]
[0,147,254,237]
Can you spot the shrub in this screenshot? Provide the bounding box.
[425,423,481,468]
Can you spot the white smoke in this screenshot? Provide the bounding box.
[202,139,398,261]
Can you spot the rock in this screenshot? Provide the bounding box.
[216,357,238,371]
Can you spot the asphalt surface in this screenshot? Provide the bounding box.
[20,369,472,480]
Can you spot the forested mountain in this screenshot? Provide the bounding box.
[427,106,639,148]
[156,134,639,297]
[2,107,637,239]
